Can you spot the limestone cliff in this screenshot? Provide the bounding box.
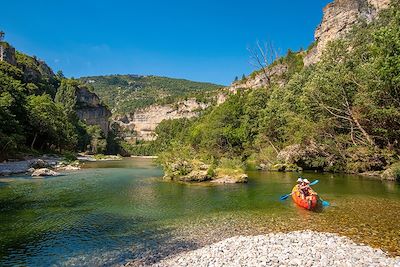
[75,87,112,136]
[227,0,391,91]
[0,42,16,65]
[115,99,209,141]
[304,0,390,65]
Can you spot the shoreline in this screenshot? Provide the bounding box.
[0,154,125,176]
[0,155,63,176]
[130,155,159,159]
[149,231,400,267]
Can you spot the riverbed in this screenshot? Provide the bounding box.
[0,158,399,266]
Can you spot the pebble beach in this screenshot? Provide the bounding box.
[153,231,400,267]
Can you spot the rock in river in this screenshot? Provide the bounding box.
[31,168,60,177]
[211,174,248,184]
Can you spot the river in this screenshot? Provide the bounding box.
[0,158,399,266]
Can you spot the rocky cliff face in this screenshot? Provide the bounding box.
[75,87,112,136]
[225,0,391,92]
[0,42,16,65]
[228,63,288,92]
[1,42,55,81]
[304,0,391,65]
[115,99,209,141]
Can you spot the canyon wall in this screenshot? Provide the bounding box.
[75,87,112,136]
[227,0,391,91]
[115,99,209,141]
[304,0,391,65]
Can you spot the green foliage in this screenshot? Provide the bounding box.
[63,151,78,162]
[393,163,400,182]
[79,75,222,115]
[85,125,107,154]
[0,48,109,158]
[15,51,59,97]
[158,2,400,174]
[26,94,78,151]
[55,79,79,116]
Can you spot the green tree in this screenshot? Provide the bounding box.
[26,94,77,151]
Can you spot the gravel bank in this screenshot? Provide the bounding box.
[153,231,400,267]
[0,156,62,176]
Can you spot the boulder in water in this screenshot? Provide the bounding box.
[211,174,248,184]
[31,168,60,177]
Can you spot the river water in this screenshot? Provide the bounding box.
[0,158,399,266]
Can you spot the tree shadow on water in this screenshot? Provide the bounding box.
[60,212,200,266]
[1,211,200,267]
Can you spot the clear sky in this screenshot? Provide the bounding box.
[1,0,331,85]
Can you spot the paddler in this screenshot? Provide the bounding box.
[301,179,317,198]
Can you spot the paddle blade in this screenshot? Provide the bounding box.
[310,180,319,186]
[280,194,290,201]
[322,200,330,207]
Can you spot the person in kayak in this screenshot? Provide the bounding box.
[295,177,303,192]
[300,179,317,199]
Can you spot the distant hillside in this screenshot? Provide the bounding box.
[79,75,222,114]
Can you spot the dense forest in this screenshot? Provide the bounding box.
[154,1,400,180]
[79,75,222,115]
[0,45,109,160]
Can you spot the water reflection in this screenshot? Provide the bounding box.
[0,158,399,266]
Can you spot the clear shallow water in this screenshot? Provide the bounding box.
[0,158,399,266]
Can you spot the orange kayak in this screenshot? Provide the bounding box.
[292,185,319,210]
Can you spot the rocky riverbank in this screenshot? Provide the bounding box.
[0,156,67,176]
[77,154,123,162]
[0,153,127,177]
[153,231,400,267]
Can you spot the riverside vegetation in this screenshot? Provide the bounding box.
[1,2,400,183]
[151,1,400,182]
[0,44,114,160]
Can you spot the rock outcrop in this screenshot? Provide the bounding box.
[0,42,16,65]
[31,168,60,177]
[380,163,400,181]
[228,63,288,92]
[116,99,209,141]
[211,174,248,184]
[163,159,248,184]
[304,0,391,65]
[75,87,112,136]
[225,0,391,92]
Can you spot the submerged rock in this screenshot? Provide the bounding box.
[31,168,60,177]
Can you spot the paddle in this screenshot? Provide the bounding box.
[279,179,319,201]
[319,197,330,207]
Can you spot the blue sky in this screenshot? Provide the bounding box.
[2,0,330,85]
